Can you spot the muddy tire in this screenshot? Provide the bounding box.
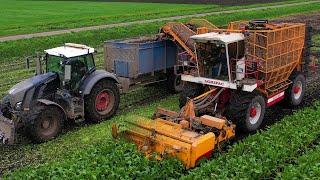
[28,105,64,143]
[85,79,120,123]
[284,72,306,107]
[179,83,203,108]
[226,91,266,132]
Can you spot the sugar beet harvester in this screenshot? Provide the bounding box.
[113,20,307,168]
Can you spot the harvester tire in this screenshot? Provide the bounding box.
[284,72,306,107]
[28,105,64,143]
[85,79,120,123]
[226,91,266,132]
[179,83,203,108]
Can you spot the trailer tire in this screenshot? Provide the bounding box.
[85,79,120,123]
[284,72,306,107]
[28,105,64,143]
[168,74,184,93]
[226,91,266,132]
[179,83,203,108]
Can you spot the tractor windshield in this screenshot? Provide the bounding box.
[46,55,64,79]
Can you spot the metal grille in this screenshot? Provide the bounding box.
[246,23,305,90]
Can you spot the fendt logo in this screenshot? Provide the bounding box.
[204,79,224,86]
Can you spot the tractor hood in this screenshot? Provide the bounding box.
[7,72,57,109]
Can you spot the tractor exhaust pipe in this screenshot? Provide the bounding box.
[0,113,15,145]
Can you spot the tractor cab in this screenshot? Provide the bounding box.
[44,43,96,92]
[181,32,257,92]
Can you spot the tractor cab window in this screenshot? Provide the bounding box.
[196,42,229,81]
[67,54,95,91]
[46,55,65,81]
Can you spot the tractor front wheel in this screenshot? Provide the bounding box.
[226,92,266,132]
[85,80,120,123]
[28,105,64,143]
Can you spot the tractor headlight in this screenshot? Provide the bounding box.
[15,102,23,111]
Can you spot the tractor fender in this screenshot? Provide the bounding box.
[36,99,67,120]
[80,70,119,95]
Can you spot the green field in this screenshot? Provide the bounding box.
[0,0,216,36]
[0,0,308,37]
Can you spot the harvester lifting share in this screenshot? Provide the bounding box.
[112,88,235,169]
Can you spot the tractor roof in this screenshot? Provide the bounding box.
[191,32,245,44]
[45,43,94,58]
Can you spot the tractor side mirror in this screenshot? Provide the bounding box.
[64,64,71,82]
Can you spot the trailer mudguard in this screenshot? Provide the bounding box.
[80,70,120,95]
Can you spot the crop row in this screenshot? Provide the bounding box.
[1,95,183,178]
[4,98,320,179]
[184,102,320,179]
[276,143,320,179]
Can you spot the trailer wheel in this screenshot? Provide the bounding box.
[226,92,266,132]
[179,83,203,108]
[85,79,120,123]
[168,74,184,93]
[285,73,306,106]
[28,105,64,143]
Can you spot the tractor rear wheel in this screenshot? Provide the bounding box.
[85,79,120,123]
[284,72,306,107]
[179,83,203,108]
[28,105,64,143]
[226,92,266,132]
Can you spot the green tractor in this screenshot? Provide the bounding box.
[0,43,120,144]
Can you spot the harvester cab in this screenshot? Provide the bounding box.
[0,43,120,145]
[182,32,257,92]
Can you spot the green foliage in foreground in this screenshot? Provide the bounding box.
[276,144,320,179]
[1,95,180,176]
[185,102,320,179]
[1,2,320,61]
[5,140,185,179]
[5,101,320,179]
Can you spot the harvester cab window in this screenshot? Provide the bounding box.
[227,40,245,81]
[197,42,229,81]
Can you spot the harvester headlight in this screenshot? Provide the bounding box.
[15,102,23,111]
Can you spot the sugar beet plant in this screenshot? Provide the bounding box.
[5,100,320,179]
[184,102,320,179]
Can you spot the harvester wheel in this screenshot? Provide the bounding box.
[28,105,64,143]
[226,92,266,132]
[85,79,120,123]
[179,83,203,108]
[285,72,306,106]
